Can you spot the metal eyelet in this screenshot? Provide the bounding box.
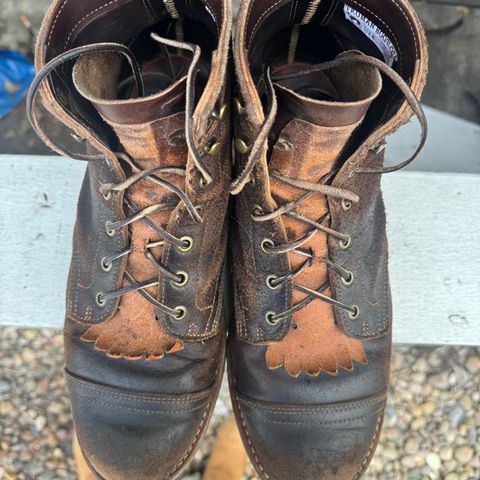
[96,293,106,307]
[195,205,204,216]
[101,189,112,201]
[261,238,275,254]
[174,272,189,288]
[266,275,281,290]
[204,138,222,156]
[348,306,360,320]
[341,271,354,286]
[234,137,252,154]
[174,306,187,321]
[211,103,228,121]
[199,176,209,189]
[266,311,280,326]
[105,221,115,237]
[339,236,351,250]
[341,199,353,212]
[252,205,264,217]
[248,175,256,187]
[235,98,246,115]
[101,257,113,272]
[178,236,194,253]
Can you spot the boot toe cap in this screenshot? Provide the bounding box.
[67,372,215,480]
[234,390,386,480]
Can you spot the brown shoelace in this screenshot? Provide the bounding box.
[27,36,219,320]
[231,54,428,325]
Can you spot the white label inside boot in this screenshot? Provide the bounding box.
[344,5,399,67]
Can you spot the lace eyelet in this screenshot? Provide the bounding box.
[178,236,194,253]
[341,199,353,212]
[234,98,246,115]
[96,293,106,307]
[105,221,116,237]
[101,189,112,201]
[341,271,354,286]
[199,176,209,189]
[211,103,228,121]
[248,175,256,187]
[266,311,280,326]
[339,236,351,250]
[204,138,222,156]
[101,257,113,272]
[174,306,187,321]
[261,238,275,254]
[195,205,204,216]
[252,205,264,217]
[266,275,281,290]
[174,272,189,288]
[348,306,360,320]
[235,137,252,154]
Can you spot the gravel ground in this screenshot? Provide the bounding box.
[0,327,479,479]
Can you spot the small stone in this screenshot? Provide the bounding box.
[410,417,426,431]
[440,446,453,461]
[445,474,458,480]
[459,395,473,411]
[426,452,441,471]
[22,348,36,362]
[382,446,399,461]
[448,404,466,428]
[466,356,480,374]
[401,455,417,469]
[405,437,420,455]
[454,446,474,464]
[0,379,11,393]
[34,415,47,432]
[420,401,436,416]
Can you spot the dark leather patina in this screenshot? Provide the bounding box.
[229,1,428,479]
[31,0,232,478]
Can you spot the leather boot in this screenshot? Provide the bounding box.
[28,1,231,478]
[229,1,428,479]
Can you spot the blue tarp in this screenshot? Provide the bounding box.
[0,50,35,120]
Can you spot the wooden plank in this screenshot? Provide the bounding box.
[1,157,478,345]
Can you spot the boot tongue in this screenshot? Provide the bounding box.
[269,52,383,182]
[72,51,190,162]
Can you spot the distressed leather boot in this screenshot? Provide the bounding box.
[28,0,231,478]
[229,1,427,479]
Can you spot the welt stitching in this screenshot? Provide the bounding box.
[236,396,271,480]
[47,0,69,47]
[77,394,205,414]
[390,0,418,56]
[352,405,384,480]
[164,390,215,479]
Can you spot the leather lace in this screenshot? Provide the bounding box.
[27,36,214,320]
[231,54,428,324]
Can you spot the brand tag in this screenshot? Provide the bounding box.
[344,5,399,67]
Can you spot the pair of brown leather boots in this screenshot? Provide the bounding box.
[28,0,427,479]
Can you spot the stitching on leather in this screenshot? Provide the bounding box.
[252,407,383,426]
[47,0,70,48]
[77,394,206,414]
[64,0,120,50]
[352,405,384,480]
[236,395,272,480]
[248,0,285,48]
[164,385,215,479]
[201,0,220,36]
[390,0,418,57]
[67,377,211,403]
[347,0,403,74]
[238,391,387,414]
